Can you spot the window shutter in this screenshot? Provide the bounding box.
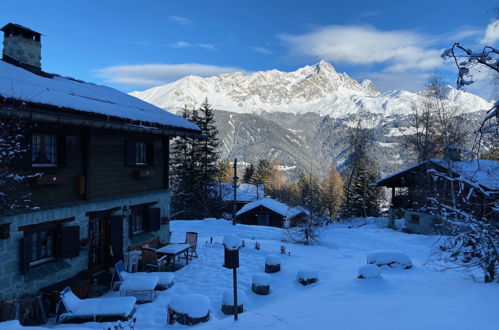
[20,235,32,274]
[65,135,78,168]
[146,142,154,165]
[12,132,32,169]
[147,207,161,232]
[110,216,124,265]
[60,226,80,258]
[125,140,136,165]
[57,135,67,166]
[128,213,134,238]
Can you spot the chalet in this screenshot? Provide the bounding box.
[236,197,308,228]
[373,149,498,234]
[0,23,201,302]
[219,183,264,215]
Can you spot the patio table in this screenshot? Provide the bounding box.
[156,243,191,265]
[120,276,158,303]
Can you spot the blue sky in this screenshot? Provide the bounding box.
[1,0,498,97]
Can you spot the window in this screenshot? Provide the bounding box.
[131,207,146,235]
[28,227,56,265]
[32,134,57,166]
[136,141,147,165]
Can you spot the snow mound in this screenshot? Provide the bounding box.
[168,294,210,318]
[297,270,319,281]
[222,290,246,305]
[358,264,382,279]
[265,254,281,265]
[367,251,412,269]
[223,234,242,250]
[252,273,271,286]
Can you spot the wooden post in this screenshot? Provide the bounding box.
[233,267,238,320]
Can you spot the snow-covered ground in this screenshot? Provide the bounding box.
[5,217,499,329]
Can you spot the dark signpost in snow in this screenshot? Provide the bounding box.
[232,158,239,226]
[223,234,242,320]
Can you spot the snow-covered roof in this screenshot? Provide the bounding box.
[236,197,290,217]
[0,60,199,132]
[287,206,309,219]
[222,183,265,202]
[375,158,498,192]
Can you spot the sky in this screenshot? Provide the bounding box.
[1,0,498,98]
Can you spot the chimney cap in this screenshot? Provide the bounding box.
[1,23,42,37]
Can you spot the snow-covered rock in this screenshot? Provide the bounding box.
[265,254,281,266]
[252,273,271,286]
[297,270,319,281]
[168,294,210,318]
[222,290,246,305]
[223,234,242,250]
[358,264,382,279]
[367,251,412,269]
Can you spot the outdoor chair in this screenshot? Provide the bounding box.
[55,287,136,323]
[141,247,167,271]
[185,232,198,260]
[124,250,140,273]
[111,261,174,291]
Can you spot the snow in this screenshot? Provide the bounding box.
[265,254,281,265]
[223,234,242,250]
[252,273,271,286]
[0,60,199,131]
[119,276,158,291]
[430,158,499,191]
[297,270,319,281]
[168,294,210,318]
[366,251,412,269]
[120,271,174,288]
[60,289,136,318]
[358,264,382,279]
[34,217,499,330]
[222,290,246,305]
[237,197,290,217]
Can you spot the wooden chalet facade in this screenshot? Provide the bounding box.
[373,153,498,234]
[0,24,200,301]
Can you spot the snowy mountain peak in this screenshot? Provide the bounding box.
[130,61,490,117]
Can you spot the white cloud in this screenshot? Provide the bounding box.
[169,41,192,48]
[168,15,192,26]
[252,46,273,55]
[481,20,499,44]
[95,63,244,87]
[198,43,217,51]
[278,25,443,72]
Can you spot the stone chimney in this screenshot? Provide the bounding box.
[1,23,42,72]
[443,146,462,162]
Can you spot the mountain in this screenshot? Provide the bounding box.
[130,61,491,178]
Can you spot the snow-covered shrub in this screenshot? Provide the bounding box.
[167,294,210,325]
[297,270,319,286]
[252,273,271,295]
[366,251,412,269]
[265,254,281,273]
[358,264,382,279]
[221,290,245,315]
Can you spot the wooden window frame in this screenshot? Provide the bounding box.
[136,141,147,165]
[32,134,58,167]
[25,226,58,266]
[131,206,148,235]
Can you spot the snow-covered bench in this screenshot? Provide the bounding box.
[366,251,412,269]
[120,276,158,303]
[56,287,136,323]
[167,294,210,325]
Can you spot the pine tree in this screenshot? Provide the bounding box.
[342,158,380,218]
[243,164,255,183]
[254,159,273,193]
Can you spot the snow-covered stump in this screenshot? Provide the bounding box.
[366,251,412,269]
[167,294,210,326]
[265,254,281,273]
[358,264,382,279]
[252,273,271,295]
[297,270,318,286]
[221,290,245,315]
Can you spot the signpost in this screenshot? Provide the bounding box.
[223,234,241,321]
[232,158,238,226]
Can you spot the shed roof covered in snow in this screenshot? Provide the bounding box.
[236,197,290,217]
[374,158,498,193]
[221,183,265,202]
[0,59,200,135]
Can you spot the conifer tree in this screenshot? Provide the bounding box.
[243,164,255,183]
[321,164,344,219]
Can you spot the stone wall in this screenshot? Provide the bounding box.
[0,189,170,301]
